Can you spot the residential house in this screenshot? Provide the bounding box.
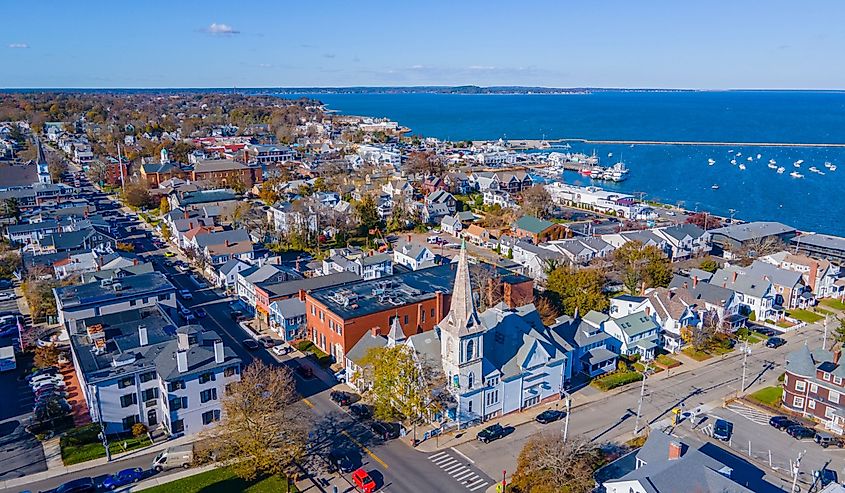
[601,430,776,493]
[783,344,845,434]
[267,201,317,235]
[66,306,240,435]
[323,251,394,280]
[53,271,177,331]
[194,229,254,266]
[443,172,471,194]
[236,264,302,311]
[462,224,493,246]
[421,176,448,194]
[244,144,293,164]
[652,224,710,260]
[382,178,413,200]
[602,311,661,361]
[269,298,306,341]
[441,215,463,236]
[512,215,567,244]
[709,265,780,321]
[761,251,844,299]
[669,274,745,330]
[483,190,517,209]
[509,239,566,281]
[551,311,617,378]
[613,288,701,353]
[541,237,615,266]
[601,230,669,256]
[394,244,436,271]
[216,258,251,291]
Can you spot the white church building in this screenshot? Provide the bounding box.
[412,242,574,425]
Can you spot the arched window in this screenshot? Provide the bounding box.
[466,339,474,362]
[468,372,474,390]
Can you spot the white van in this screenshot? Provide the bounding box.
[152,445,193,471]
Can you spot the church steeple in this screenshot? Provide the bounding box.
[387,312,405,347]
[444,240,482,336]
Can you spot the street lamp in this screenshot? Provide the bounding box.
[561,389,572,443]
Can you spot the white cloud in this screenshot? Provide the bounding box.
[205,23,239,35]
[8,43,29,49]
[468,65,496,70]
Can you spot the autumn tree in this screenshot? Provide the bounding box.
[510,433,602,493]
[122,182,154,209]
[546,267,609,316]
[159,197,170,214]
[47,156,67,183]
[212,362,308,481]
[358,344,444,431]
[686,212,722,230]
[612,241,672,294]
[521,185,553,219]
[259,179,281,206]
[403,151,444,178]
[34,345,60,369]
[355,194,381,232]
[535,295,562,326]
[86,159,110,186]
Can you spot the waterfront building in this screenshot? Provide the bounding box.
[706,221,797,259]
[791,233,845,266]
[783,344,845,434]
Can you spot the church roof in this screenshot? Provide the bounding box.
[440,241,483,336]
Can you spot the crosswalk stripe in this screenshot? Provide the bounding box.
[447,465,467,475]
[468,481,489,491]
[438,458,458,469]
[461,474,480,483]
[429,451,449,460]
[432,455,454,465]
[444,463,464,473]
[454,470,475,481]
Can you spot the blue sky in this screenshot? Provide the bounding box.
[1,0,843,89]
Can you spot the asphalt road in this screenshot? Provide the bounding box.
[456,322,830,484]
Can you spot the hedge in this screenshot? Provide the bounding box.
[592,371,643,391]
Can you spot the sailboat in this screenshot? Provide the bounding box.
[776,167,785,174]
[739,163,746,170]
[711,184,720,190]
[756,153,762,160]
[790,171,804,178]
[730,159,737,165]
[708,158,715,166]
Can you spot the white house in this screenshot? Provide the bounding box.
[441,215,463,236]
[394,244,436,271]
[651,224,710,260]
[602,311,661,361]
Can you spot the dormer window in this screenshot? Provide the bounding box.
[823,372,831,381]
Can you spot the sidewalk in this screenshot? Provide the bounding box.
[0,433,196,491]
[414,348,733,453]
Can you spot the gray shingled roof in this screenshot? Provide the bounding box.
[708,221,795,242]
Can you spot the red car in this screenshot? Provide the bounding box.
[352,468,376,493]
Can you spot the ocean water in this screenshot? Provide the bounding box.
[280,91,845,235]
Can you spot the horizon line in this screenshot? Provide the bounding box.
[1,86,845,92]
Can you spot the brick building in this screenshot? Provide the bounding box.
[304,262,533,364]
[191,159,263,187]
[782,344,845,434]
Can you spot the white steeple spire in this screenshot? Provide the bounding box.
[444,240,482,336]
[387,313,405,347]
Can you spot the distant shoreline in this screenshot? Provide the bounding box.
[2,87,844,95]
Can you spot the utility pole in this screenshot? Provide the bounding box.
[791,450,805,493]
[823,315,829,351]
[634,362,648,436]
[741,340,751,394]
[562,389,571,442]
[117,143,126,192]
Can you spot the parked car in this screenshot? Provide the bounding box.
[0,280,13,289]
[257,336,275,348]
[242,339,260,351]
[0,292,16,301]
[271,344,291,357]
[477,423,506,444]
[535,409,565,425]
[193,307,207,318]
[163,251,176,258]
[330,391,353,406]
[44,476,97,493]
[786,425,816,440]
[295,364,314,379]
[371,421,401,440]
[351,468,376,493]
[814,432,843,448]
[334,368,347,383]
[769,415,798,431]
[177,289,193,300]
[26,366,59,381]
[350,403,372,420]
[34,384,66,397]
[713,419,733,441]
[229,310,245,321]
[101,467,144,490]
[766,337,786,348]
[327,449,355,474]
[0,325,16,337]
[175,263,190,273]
[30,375,65,388]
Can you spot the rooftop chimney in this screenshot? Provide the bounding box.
[183,211,189,219]
[214,339,224,364]
[668,441,683,460]
[176,350,188,373]
[732,271,738,282]
[138,325,148,346]
[372,326,382,337]
[835,346,842,366]
[177,331,190,351]
[225,239,231,247]
[693,276,699,288]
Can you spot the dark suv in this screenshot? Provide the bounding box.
[477,423,506,444]
[786,425,816,440]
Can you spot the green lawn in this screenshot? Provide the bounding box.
[61,434,151,465]
[821,298,845,311]
[655,354,682,369]
[143,467,295,493]
[786,309,824,324]
[681,347,713,362]
[747,386,783,407]
[816,307,835,316]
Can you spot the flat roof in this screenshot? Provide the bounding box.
[309,263,530,320]
[55,271,174,308]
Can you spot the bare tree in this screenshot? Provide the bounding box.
[510,433,602,493]
[210,362,308,481]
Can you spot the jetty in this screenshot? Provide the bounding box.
[562,138,845,148]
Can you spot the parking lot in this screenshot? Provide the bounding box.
[673,401,845,491]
